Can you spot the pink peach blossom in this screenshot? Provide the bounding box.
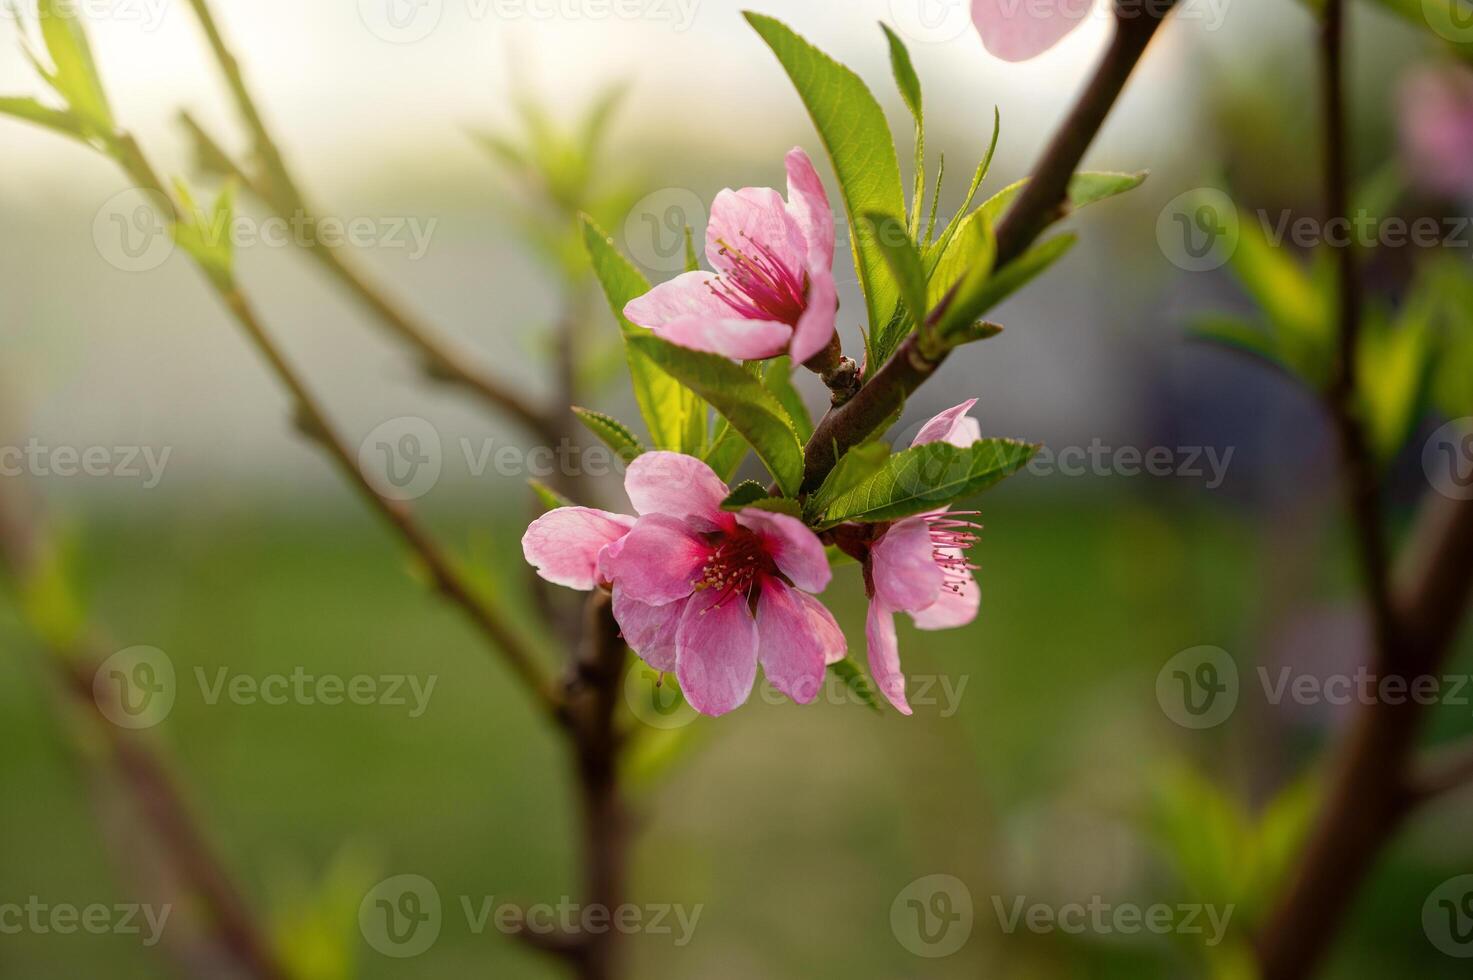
[1399,65,1473,201]
[623,147,838,364]
[971,0,1091,62]
[862,400,984,714]
[522,451,845,716]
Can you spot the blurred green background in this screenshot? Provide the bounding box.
[3,0,1473,977]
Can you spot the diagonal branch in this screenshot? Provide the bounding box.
[799,0,1178,493]
[180,0,558,443]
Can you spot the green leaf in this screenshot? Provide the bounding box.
[572,407,645,462]
[935,230,1077,342]
[880,23,926,237]
[628,335,806,497]
[1226,209,1332,387]
[683,224,699,273]
[703,421,749,481]
[926,108,999,260]
[528,479,574,510]
[1191,314,1296,377]
[37,0,113,133]
[804,440,890,521]
[581,214,700,451]
[830,658,882,713]
[721,480,770,509]
[0,96,86,143]
[762,356,813,442]
[816,438,1036,526]
[927,208,996,312]
[1359,299,1433,466]
[1362,0,1473,65]
[747,13,906,337]
[173,179,237,290]
[866,212,930,351]
[1065,170,1148,210]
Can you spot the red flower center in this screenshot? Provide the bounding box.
[707,232,808,326]
[692,526,777,609]
[927,514,980,595]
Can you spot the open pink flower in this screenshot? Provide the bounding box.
[971,0,1090,62]
[862,400,984,714]
[522,451,845,716]
[623,147,838,364]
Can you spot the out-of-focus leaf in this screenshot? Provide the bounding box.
[1362,0,1473,64]
[815,438,1036,527]
[1359,296,1433,466]
[831,658,882,713]
[581,214,700,452]
[628,335,805,497]
[572,407,645,463]
[762,356,813,442]
[747,13,906,338]
[38,0,113,132]
[527,479,573,511]
[173,179,237,290]
[1065,170,1148,210]
[1190,314,1296,377]
[1226,209,1332,387]
[0,96,87,143]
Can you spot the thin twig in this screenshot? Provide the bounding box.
[179,0,558,443]
[799,0,1178,493]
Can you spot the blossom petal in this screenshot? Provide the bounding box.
[784,147,835,270]
[911,398,980,449]
[706,186,807,278]
[866,600,912,715]
[755,580,828,704]
[971,0,1090,62]
[675,588,760,716]
[736,509,831,593]
[796,591,848,665]
[613,588,684,672]
[789,263,838,365]
[521,507,635,591]
[911,572,981,631]
[655,315,793,361]
[624,451,731,532]
[623,271,727,330]
[600,514,707,605]
[870,517,944,612]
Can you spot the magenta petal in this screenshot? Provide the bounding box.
[755,580,827,704]
[911,398,980,449]
[623,451,731,532]
[613,588,683,672]
[911,572,981,631]
[970,0,1090,62]
[705,186,807,277]
[736,509,831,594]
[623,271,727,330]
[521,507,635,591]
[675,588,760,716]
[865,600,912,715]
[795,591,848,666]
[655,315,793,361]
[870,517,944,612]
[784,147,835,270]
[789,264,838,364]
[600,514,707,605]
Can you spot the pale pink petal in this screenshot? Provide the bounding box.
[736,509,831,594]
[623,451,731,532]
[675,588,760,716]
[600,514,708,605]
[613,588,684,672]
[870,517,944,613]
[789,264,838,364]
[521,507,636,591]
[755,580,827,704]
[706,186,807,277]
[623,271,728,330]
[911,572,981,631]
[796,591,848,665]
[866,600,912,715]
[784,147,835,269]
[971,0,1091,62]
[655,315,793,361]
[911,399,980,449]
